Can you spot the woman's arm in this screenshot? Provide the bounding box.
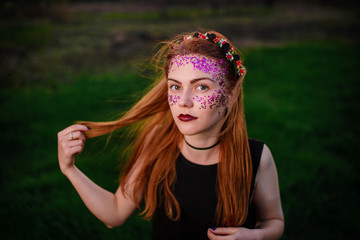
[58,124,143,228]
[207,144,284,240]
[252,144,284,239]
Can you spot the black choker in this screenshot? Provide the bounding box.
[184,139,220,150]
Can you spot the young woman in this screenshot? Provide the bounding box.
[57,31,284,240]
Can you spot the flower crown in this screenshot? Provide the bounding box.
[181,32,246,78]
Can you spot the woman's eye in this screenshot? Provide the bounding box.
[197,85,208,91]
[170,85,180,91]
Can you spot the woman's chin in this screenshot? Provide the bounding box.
[175,125,201,136]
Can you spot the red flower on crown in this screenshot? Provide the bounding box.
[181,32,246,82]
[226,53,233,60]
[236,60,242,68]
[198,33,207,39]
[213,37,220,43]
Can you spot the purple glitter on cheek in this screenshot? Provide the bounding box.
[193,89,230,110]
[216,75,226,87]
[193,95,206,109]
[168,94,180,107]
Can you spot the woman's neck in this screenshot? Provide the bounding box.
[180,135,220,165]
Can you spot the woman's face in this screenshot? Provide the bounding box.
[167,54,231,137]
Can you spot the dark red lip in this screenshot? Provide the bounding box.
[178,114,198,121]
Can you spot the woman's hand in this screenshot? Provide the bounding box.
[207,227,261,240]
[57,124,90,174]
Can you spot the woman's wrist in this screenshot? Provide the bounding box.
[61,164,77,177]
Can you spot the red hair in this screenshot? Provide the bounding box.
[78,30,252,227]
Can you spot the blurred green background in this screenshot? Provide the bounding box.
[0,0,359,239]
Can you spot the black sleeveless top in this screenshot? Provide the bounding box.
[151,138,264,240]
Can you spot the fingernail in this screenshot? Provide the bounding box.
[211,228,216,231]
[87,126,91,130]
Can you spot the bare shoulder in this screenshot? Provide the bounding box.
[254,143,280,201]
[259,143,276,170]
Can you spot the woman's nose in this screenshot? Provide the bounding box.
[178,90,193,108]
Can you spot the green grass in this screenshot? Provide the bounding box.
[243,42,359,239]
[0,72,153,239]
[1,41,358,239]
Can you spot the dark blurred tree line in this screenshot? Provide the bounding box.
[0,0,68,20]
[1,0,357,21]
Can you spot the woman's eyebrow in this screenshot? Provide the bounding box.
[167,77,215,84]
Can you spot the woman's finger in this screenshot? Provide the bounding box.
[68,131,86,143]
[210,227,238,235]
[58,132,85,147]
[68,139,84,147]
[58,124,90,138]
[68,145,84,156]
[207,229,233,240]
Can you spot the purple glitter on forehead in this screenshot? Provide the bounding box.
[169,55,228,82]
